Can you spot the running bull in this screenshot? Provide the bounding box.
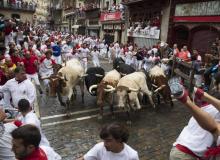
[85,67,105,96]
[148,65,173,107]
[89,69,121,118]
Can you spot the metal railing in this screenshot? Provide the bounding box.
[0,1,36,12]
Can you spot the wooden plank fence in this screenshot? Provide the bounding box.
[171,57,195,92]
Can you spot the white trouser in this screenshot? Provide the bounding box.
[100,49,106,58]
[27,73,40,86]
[52,55,62,64]
[108,51,112,62]
[92,58,100,67]
[137,60,143,70]
[40,72,53,87]
[81,58,88,71]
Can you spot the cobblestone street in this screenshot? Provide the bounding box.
[39,60,191,160]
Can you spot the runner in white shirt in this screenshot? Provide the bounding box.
[0,67,36,109]
[171,84,220,159]
[114,42,120,58]
[62,39,73,61]
[99,42,108,58]
[17,99,50,147]
[39,50,56,91]
[125,46,133,66]
[0,109,18,160]
[79,43,90,71]
[81,123,139,160]
[90,46,100,67]
[11,124,61,160]
[108,44,115,63]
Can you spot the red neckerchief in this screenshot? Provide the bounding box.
[6,62,14,68]
[22,147,48,160]
[204,145,220,158]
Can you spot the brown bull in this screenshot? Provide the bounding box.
[149,66,173,107]
[89,69,121,118]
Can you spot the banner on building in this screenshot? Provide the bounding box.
[175,1,220,16]
[100,11,122,21]
[127,29,160,39]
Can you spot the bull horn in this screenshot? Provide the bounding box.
[120,72,127,76]
[89,84,98,94]
[81,74,88,78]
[154,85,166,93]
[104,86,116,92]
[128,87,139,92]
[152,84,158,88]
[95,74,104,77]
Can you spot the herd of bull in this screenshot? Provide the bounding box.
[43,58,173,121]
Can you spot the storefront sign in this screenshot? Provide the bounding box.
[100,11,122,22]
[175,1,220,16]
[127,29,160,39]
[103,24,114,30]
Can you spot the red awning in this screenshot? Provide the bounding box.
[173,16,220,23]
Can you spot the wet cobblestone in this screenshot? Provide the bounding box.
[40,60,191,159]
[42,101,191,160]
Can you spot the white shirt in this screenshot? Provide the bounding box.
[0,122,17,160]
[84,142,139,160]
[19,111,50,146]
[91,51,99,61]
[39,58,54,76]
[62,44,72,54]
[0,78,36,108]
[80,48,90,58]
[173,104,220,157]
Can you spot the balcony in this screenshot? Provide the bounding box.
[84,3,100,11]
[64,6,76,17]
[100,11,124,22]
[121,0,143,5]
[52,3,63,10]
[75,9,86,19]
[0,1,36,12]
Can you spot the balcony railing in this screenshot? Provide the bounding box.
[121,0,143,4]
[0,1,36,12]
[84,3,100,11]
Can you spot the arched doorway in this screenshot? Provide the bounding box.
[190,26,219,55]
[172,25,189,48]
